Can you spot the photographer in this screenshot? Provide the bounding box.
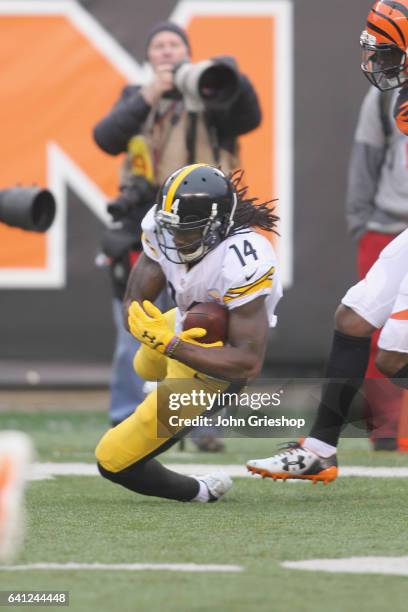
[93,21,261,445]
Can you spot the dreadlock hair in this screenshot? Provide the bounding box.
[228,169,279,236]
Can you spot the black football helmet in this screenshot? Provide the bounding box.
[154,163,237,264]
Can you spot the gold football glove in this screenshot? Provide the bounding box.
[128,301,178,354]
[180,328,224,348]
[128,301,223,354]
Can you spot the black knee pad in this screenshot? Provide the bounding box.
[97,461,144,486]
[97,461,118,482]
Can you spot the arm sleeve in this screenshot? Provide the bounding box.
[345,88,386,240]
[345,143,386,240]
[207,57,261,137]
[93,85,152,155]
[222,74,261,135]
[394,86,408,136]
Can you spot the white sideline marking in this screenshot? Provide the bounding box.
[340,466,408,478]
[0,562,242,573]
[28,463,408,481]
[282,556,408,577]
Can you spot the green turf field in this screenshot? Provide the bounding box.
[1,409,408,612]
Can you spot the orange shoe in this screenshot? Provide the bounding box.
[246,442,338,485]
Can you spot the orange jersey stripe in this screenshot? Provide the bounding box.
[395,101,408,135]
[390,309,408,320]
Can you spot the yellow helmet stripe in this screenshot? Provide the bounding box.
[164,163,209,212]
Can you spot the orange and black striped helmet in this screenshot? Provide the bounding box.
[361,0,408,90]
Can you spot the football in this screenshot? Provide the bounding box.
[182,302,229,344]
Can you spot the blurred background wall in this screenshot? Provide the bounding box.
[0,0,372,384]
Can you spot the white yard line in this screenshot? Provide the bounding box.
[282,556,408,576]
[0,562,242,573]
[28,463,408,481]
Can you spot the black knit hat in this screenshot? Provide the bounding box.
[145,21,191,55]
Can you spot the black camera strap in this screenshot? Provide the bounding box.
[186,112,198,164]
[207,121,221,165]
[186,113,221,165]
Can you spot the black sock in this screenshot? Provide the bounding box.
[392,363,408,389]
[98,458,200,502]
[309,330,371,447]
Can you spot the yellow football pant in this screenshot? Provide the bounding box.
[96,309,230,473]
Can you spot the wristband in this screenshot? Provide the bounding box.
[164,335,182,358]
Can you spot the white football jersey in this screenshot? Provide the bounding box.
[342,227,408,352]
[141,206,282,332]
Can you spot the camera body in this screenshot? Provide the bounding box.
[0,187,56,232]
[102,175,157,260]
[106,175,156,223]
[173,57,240,111]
